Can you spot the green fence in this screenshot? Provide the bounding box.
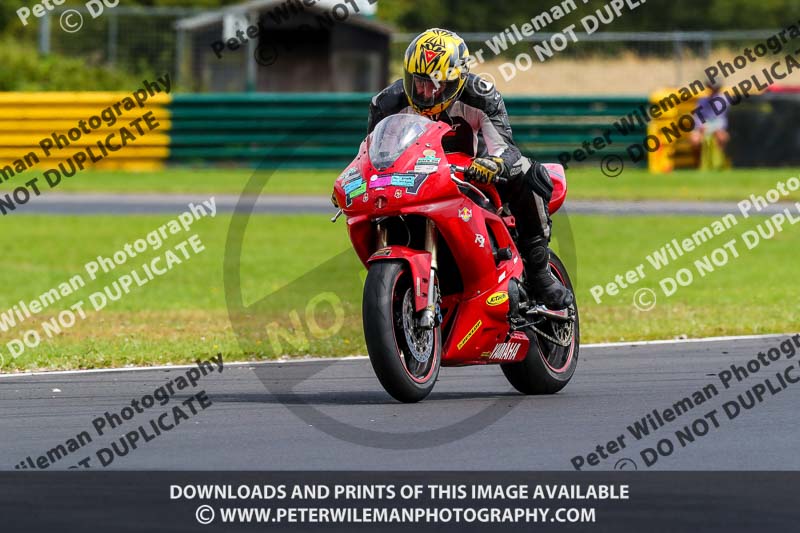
[168,94,648,168]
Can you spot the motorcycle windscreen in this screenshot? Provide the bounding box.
[368,114,432,170]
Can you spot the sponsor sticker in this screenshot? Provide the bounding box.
[343,176,367,206]
[364,172,430,195]
[488,342,522,361]
[343,177,364,194]
[457,319,482,350]
[369,174,393,189]
[390,174,416,188]
[458,207,472,222]
[414,154,440,174]
[486,291,509,306]
[349,182,367,197]
[423,50,440,63]
[339,167,359,181]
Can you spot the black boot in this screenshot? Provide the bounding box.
[519,236,574,310]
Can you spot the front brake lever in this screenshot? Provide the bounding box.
[331,209,343,223]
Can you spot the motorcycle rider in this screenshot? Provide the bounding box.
[367,28,573,310]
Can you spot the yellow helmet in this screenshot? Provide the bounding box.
[403,28,470,116]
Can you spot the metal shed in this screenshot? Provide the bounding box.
[174,0,391,93]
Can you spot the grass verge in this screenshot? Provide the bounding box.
[0,211,797,372]
[9,167,800,202]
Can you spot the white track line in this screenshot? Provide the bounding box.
[0,333,793,379]
[582,332,795,348]
[0,356,369,379]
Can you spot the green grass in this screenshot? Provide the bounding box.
[0,211,797,373]
[9,167,800,201]
[568,167,800,201]
[7,168,332,196]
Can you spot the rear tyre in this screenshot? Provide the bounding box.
[363,261,441,403]
[501,251,580,394]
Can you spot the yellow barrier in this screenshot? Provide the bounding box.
[647,88,710,174]
[0,92,171,172]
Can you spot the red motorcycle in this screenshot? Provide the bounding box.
[332,114,578,403]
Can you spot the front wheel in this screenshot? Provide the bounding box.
[501,251,580,394]
[363,261,441,403]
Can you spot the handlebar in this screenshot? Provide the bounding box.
[449,164,508,185]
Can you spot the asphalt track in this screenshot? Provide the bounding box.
[11,193,798,215]
[1,335,797,471]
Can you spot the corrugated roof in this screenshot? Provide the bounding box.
[175,0,392,35]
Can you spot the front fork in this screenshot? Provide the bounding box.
[375,219,438,330]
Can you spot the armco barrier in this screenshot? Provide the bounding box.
[0,93,649,173]
[168,93,649,168]
[0,93,170,172]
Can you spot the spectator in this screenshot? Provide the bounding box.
[690,82,730,169]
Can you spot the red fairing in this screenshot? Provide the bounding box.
[333,119,568,366]
[366,246,432,312]
[544,163,567,214]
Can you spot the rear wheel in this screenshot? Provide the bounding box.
[363,261,441,403]
[501,251,580,394]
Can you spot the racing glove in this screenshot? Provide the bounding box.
[465,156,505,185]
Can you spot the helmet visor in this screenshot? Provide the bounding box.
[404,73,461,113]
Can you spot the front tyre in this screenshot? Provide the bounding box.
[501,251,580,394]
[363,261,441,403]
